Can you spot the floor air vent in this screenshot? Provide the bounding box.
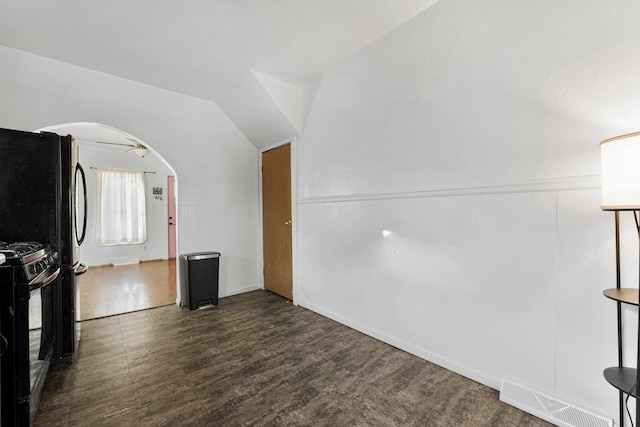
[499,379,612,427]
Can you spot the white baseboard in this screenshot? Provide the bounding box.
[219,283,262,298]
[110,256,141,266]
[176,283,262,306]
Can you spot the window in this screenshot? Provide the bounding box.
[95,169,147,245]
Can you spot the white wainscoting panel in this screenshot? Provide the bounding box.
[297,183,618,422]
[298,190,559,391]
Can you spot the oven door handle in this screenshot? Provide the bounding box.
[74,262,87,276]
[28,266,60,292]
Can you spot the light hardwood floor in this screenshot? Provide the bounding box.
[76,260,177,320]
[36,290,552,426]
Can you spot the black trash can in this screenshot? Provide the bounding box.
[180,252,220,310]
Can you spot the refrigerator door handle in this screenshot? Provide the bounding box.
[75,163,87,245]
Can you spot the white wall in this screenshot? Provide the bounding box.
[0,45,261,300]
[76,142,173,267]
[296,0,640,422]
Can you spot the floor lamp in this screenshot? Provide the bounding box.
[601,132,640,427]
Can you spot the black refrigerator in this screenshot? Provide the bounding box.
[0,127,87,363]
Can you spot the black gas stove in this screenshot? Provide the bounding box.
[0,241,60,426]
[0,241,59,285]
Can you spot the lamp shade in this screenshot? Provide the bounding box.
[601,132,640,210]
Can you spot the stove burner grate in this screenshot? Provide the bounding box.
[0,242,45,258]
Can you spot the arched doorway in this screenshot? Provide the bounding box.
[37,122,181,319]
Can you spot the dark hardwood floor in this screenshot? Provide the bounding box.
[35,290,550,426]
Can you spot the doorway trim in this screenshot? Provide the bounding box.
[259,136,298,304]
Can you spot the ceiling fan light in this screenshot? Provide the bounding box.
[131,147,150,158]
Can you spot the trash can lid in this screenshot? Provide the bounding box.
[181,252,221,261]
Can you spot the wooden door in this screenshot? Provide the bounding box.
[167,175,177,259]
[262,144,293,300]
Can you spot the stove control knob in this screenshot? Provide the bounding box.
[29,264,37,275]
[51,251,59,262]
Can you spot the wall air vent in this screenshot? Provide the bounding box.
[499,379,612,427]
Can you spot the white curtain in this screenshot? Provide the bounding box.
[95,169,147,245]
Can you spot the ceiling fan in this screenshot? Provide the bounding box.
[90,137,150,157]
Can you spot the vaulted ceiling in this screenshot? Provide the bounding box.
[0,0,439,147]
